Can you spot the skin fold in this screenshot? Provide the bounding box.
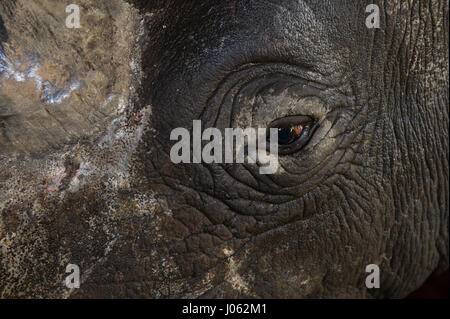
[0,0,448,298]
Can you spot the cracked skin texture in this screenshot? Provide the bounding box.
[0,0,448,298]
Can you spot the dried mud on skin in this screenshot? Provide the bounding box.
[0,0,174,298]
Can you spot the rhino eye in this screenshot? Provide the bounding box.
[267,116,319,155]
[277,124,304,145]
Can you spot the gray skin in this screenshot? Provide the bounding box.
[0,0,448,298]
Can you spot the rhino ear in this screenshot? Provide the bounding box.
[0,0,138,155]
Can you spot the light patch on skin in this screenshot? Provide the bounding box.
[287,271,315,291]
[0,50,41,89]
[133,192,169,218]
[44,167,68,195]
[0,0,141,154]
[0,48,81,105]
[222,247,234,257]
[67,161,95,193]
[58,105,152,196]
[300,279,310,286]
[223,247,252,295]
[117,96,127,114]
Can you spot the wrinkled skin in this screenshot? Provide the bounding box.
[0,0,448,298]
